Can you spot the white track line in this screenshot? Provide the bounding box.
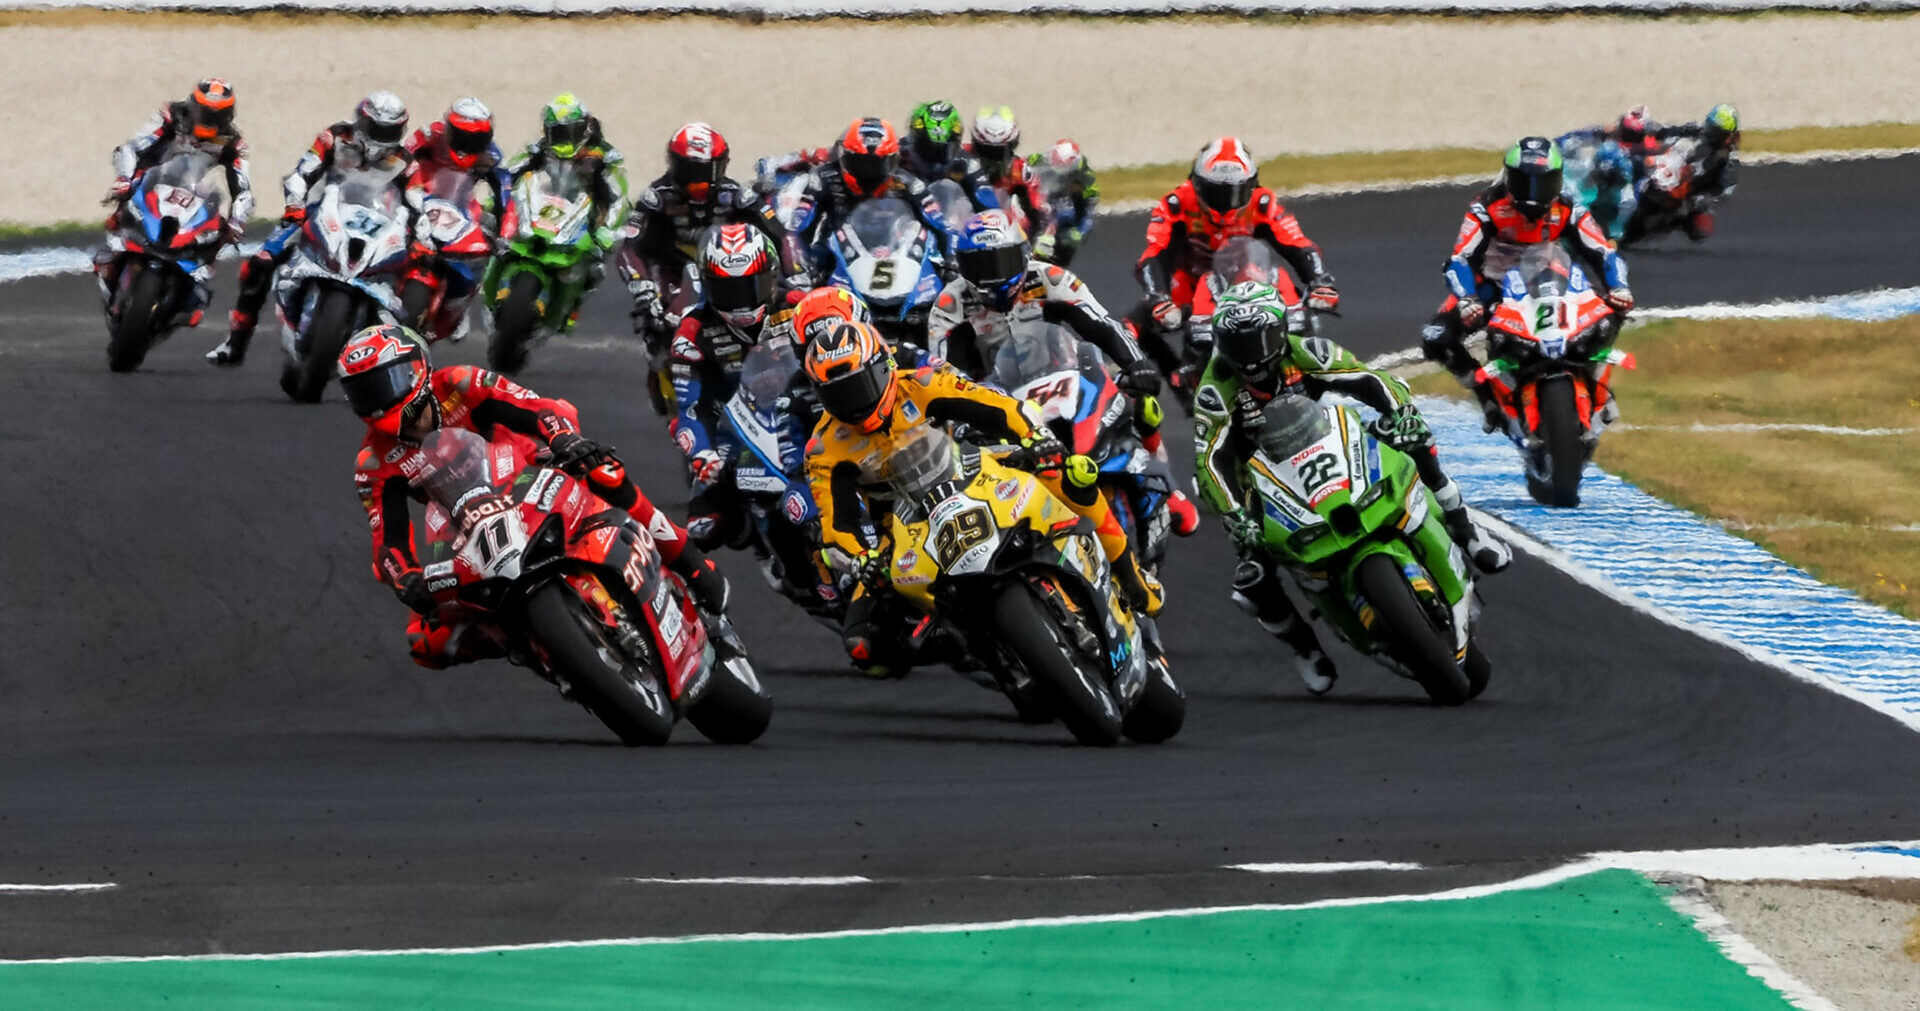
[622,875,873,886]
[0,883,116,893]
[1658,876,1841,1011]
[1227,861,1425,873]
[1613,422,1917,436]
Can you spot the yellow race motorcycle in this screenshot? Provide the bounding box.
[869,426,1184,746]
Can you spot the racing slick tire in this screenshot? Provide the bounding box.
[282,287,356,404]
[996,581,1123,746]
[488,272,543,375]
[1527,377,1587,508]
[686,655,772,745]
[525,582,675,747]
[108,265,168,373]
[1121,656,1186,744]
[1354,553,1473,706]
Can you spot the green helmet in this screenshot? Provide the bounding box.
[1704,103,1741,145]
[907,99,964,167]
[542,92,591,159]
[1210,281,1291,379]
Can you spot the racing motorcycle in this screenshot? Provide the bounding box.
[1621,137,1700,246]
[1245,396,1491,705]
[1026,157,1084,266]
[399,163,495,343]
[412,427,771,746]
[100,147,235,372]
[711,337,844,624]
[826,195,947,345]
[486,159,600,374]
[1556,134,1637,242]
[1167,235,1323,410]
[1474,242,1634,507]
[988,321,1177,572]
[870,425,1184,745]
[276,166,412,402]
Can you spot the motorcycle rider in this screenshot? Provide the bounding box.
[401,98,506,342]
[1655,103,1741,240]
[1026,139,1099,267]
[1129,136,1339,399]
[619,122,807,351]
[99,78,253,330]
[802,320,1165,672]
[903,100,998,211]
[1194,282,1511,693]
[966,107,1056,259]
[211,91,413,367]
[489,93,630,334]
[671,223,795,550]
[794,117,954,267]
[337,323,735,669]
[1420,137,1633,430]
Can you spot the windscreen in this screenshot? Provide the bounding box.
[1210,235,1283,287]
[1515,243,1575,300]
[843,198,920,256]
[880,425,963,503]
[410,428,497,516]
[990,322,1079,391]
[1254,396,1335,462]
[739,341,801,411]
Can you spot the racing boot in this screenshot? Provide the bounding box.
[1685,210,1715,242]
[1443,507,1512,575]
[207,310,254,367]
[672,546,747,660]
[1112,545,1165,618]
[1232,559,1336,695]
[407,614,507,670]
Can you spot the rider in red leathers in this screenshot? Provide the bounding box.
[1128,137,1339,400]
[337,324,734,668]
[401,99,507,342]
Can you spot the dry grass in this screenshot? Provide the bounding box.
[1907,909,1920,964]
[1420,316,1920,616]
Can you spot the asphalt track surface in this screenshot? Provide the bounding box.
[3,157,1919,958]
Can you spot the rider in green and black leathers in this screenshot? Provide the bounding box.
[1192,282,1511,691]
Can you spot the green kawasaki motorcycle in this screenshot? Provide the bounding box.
[484,159,601,374]
[1245,396,1491,705]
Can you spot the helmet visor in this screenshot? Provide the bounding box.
[841,150,895,193]
[190,102,234,139]
[449,124,491,157]
[1194,176,1254,214]
[910,134,955,169]
[358,115,406,148]
[705,270,775,314]
[815,356,893,424]
[342,359,422,418]
[672,156,723,188]
[1216,319,1288,374]
[1506,165,1563,216]
[544,118,589,154]
[973,142,1014,171]
[956,244,1026,288]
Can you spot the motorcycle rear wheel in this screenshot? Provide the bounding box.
[282,288,356,403]
[488,271,544,375]
[108,266,168,373]
[995,581,1122,746]
[1353,553,1472,706]
[525,583,675,746]
[1120,655,1186,744]
[1526,378,1587,508]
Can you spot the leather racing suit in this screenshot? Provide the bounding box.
[402,123,508,341]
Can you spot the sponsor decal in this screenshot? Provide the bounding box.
[995,479,1020,501]
[426,575,458,593]
[1195,386,1226,413]
[782,489,810,525]
[897,549,918,572]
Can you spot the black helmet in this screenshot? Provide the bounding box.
[1501,137,1563,221]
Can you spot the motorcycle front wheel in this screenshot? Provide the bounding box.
[282,287,357,403]
[686,651,772,745]
[1353,552,1472,706]
[525,582,675,746]
[108,264,169,373]
[488,271,544,375]
[1527,377,1587,508]
[995,580,1122,746]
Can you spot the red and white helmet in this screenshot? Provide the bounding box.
[668,122,730,202]
[443,98,493,170]
[338,324,433,438]
[1618,105,1652,143]
[970,106,1021,174]
[1191,136,1259,216]
[1042,139,1086,172]
[698,223,779,333]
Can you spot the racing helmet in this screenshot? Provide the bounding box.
[338,324,434,438]
[188,78,236,141]
[954,209,1031,311]
[907,100,965,171]
[443,98,494,170]
[1209,282,1292,380]
[354,91,409,160]
[970,106,1022,177]
[1501,137,1564,221]
[1617,105,1652,144]
[668,122,731,203]
[804,320,898,433]
[791,286,873,349]
[1703,103,1741,148]
[1191,137,1259,216]
[1042,139,1088,177]
[698,223,780,334]
[542,93,592,159]
[839,118,901,197]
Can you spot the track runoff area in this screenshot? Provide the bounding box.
[2,155,1918,1006]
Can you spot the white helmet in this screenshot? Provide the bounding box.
[970,106,1021,173]
[354,90,409,158]
[1191,136,1259,215]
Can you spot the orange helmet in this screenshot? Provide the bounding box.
[791,285,873,349]
[1191,136,1259,217]
[838,118,901,197]
[804,320,897,433]
[338,324,433,438]
[188,78,236,141]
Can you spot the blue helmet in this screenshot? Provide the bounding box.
[954,209,1029,310]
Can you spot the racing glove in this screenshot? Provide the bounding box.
[548,432,610,471]
[1118,357,1162,397]
[1307,279,1340,313]
[1032,232,1057,262]
[109,177,133,200]
[1457,297,1488,331]
[689,450,725,487]
[1017,433,1069,472]
[1606,286,1635,314]
[852,545,891,590]
[394,570,436,616]
[1064,227,1085,247]
[629,279,663,333]
[1149,296,1184,331]
[593,225,620,252]
[1369,405,1434,453]
[224,220,247,244]
[1223,511,1262,553]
